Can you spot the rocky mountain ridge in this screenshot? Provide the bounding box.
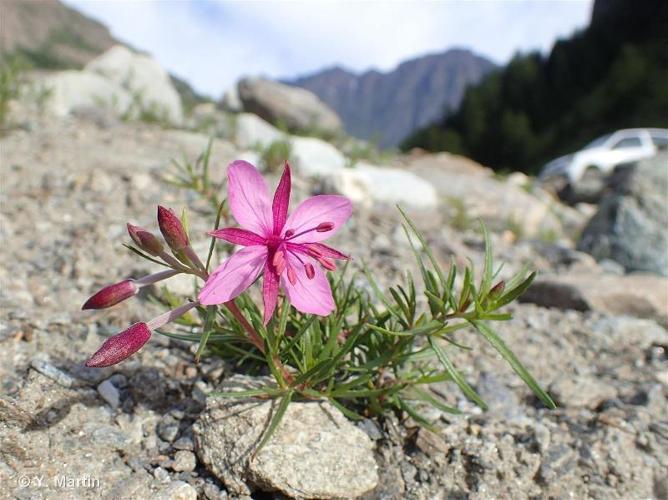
[1,0,117,68]
[288,49,495,147]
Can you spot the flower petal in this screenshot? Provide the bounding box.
[281,253,335,316]
[283,195,352,243]
[228,160,273,236]
[262,262,280,324]
[272,162,291,235]
[208,227,266,246]
[199,246,268,305]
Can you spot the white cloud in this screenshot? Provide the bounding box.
[64,0,593,98]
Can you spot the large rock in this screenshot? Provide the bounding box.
[290,136,347,176]
[234,112,285,150]
[520,272,668,327]
[327,161,438,210]
[237,77,342,135]
[407,153,582,238]
[40,70,132,118]
[193,376,378,498]
[577,154,668,275]
[86,45,183,124]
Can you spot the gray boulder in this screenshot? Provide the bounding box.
[407,152,583,238]
[237,77,342,135]
[578,154,668,275]
[520,271,668,328]
[193,375,378,498]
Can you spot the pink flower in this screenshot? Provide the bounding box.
[199,161,352,323]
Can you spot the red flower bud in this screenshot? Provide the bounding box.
[127,223,164,256]
[157,206,189,251]
[489,280,506,299]
[85,322,151,367]
[82,280,137,310]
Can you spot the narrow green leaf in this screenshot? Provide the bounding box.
[195,306,217,362]
[363,264,407,327]
[494,271,536,308]
[412,388,461,414]
[209,386,283,398]
[398,206,447,288]
[472,321,555,409]
[479,221,494,299]
[329,398,364,420]
[395,396,435,428]
[123,244,170,268]
[206,199,226,271]
[255,391,293,454]
[428,337,488,410]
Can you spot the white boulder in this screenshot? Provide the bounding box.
[234,113,284,150]
[85,45,183,124]
[40,70,131,117]
[329,162,438,210]
[289,136,347,177]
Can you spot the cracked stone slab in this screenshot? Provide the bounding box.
[193,375,378,498]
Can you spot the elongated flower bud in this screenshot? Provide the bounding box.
[85,322,151,367]
[489,280,506,299]
[82,280,137,310]
[127,223,164,256]
[157,206,189,251]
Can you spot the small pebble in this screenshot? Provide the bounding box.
[192,380,209,405]
[158,419,180,442]
[357,419,383,441]
[173,436,195,451]
[171,450,197,472]
[154,466,171,484]
[97,379,120,408]
[203,482,227,500]
[156,480,197,500]
[30,359,75,387]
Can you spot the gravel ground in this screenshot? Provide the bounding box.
[1,114,666,499]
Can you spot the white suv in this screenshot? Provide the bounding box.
[540,128,668,183]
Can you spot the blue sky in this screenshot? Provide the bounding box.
[64,0,593,98]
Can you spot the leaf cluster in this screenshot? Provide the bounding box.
[151,205,554,449]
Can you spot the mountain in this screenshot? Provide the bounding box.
[0,0,118,68]
[287,49,495,148]
[403,0,668,174]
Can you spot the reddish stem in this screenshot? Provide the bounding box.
[224,300,293,385]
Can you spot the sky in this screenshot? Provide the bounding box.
[64,0,594,98]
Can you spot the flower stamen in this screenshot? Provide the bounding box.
[318,257,337,271]
[285,221,335,241]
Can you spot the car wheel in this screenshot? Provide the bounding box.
[567,166,606,204]
[581,166,604,183]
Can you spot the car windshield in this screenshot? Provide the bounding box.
[584,134,611,149]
